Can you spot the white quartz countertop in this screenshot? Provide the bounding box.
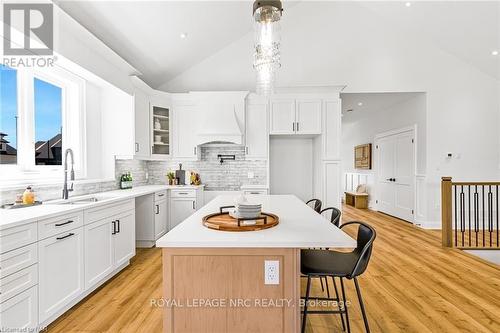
[0,184,203,230]
[156,195,356,249]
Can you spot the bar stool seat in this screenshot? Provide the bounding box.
[301,249,356,277]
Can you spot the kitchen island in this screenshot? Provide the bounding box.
[156,195,356,333]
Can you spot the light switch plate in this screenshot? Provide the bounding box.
[264,260,279,285]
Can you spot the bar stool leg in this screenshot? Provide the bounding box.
[332,276,346,331]
[324,277,330,298]
[319,276,325,292]
[354,277,371,333]
[302,275,312,333]
[340,277,351,333]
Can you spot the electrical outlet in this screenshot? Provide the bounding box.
[264,260,279,285]
[247,171,254,179]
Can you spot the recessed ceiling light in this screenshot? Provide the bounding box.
[357,102,363,106]
[405,2,412,7]
[492,50,499,56]
[180,33,188,39]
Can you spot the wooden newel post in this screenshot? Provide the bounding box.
[441,177,453,247]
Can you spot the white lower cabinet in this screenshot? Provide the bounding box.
[0,286,38,331]
[84,219,114,289]
[154,199,168,240]
[170,198,196,230]
[38,227,84,323]
[85,210,135,289]
[113,212,136,268]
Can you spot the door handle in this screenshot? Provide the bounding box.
[55,220,74,227]
[117,219,121,233]
[156,204,159,214]
[56,233,75,241]
[192,201,196,210]
[112,220,117,235]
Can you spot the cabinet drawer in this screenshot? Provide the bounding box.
[0,285,38,331]
[0,243,37,279]
[0,264,38,303]
[155,191,167,202]
[170,190,196,198]
[38,212,83,240]
[0,223,37,255]
[243,190,268,195]
[84,199,135,225]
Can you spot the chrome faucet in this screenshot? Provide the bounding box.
[62,148,75,199]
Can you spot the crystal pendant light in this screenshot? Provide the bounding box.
[253,1,283,96]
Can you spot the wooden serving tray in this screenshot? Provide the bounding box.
[202,211,279,232]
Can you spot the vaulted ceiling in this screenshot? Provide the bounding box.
[57,1,499,91]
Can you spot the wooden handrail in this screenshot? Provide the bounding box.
[452,181,500,186]
[442,177,453,247]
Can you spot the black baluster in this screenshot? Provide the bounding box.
[482,185,485,247]
[460,185,465,247]
[488,185,493,247]
[468,185,471,247]
[474,186,479,247]
[454,185,457,247]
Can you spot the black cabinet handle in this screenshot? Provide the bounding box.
[135,142,139,152]
[293,122,295,132]
[56,233,74,241]
[178,192,188,195]
[192,201,195,210]
[158,193,165,197]
[55,220,74,227]
[112,220,116,235]
[156,204,159,214]
[117,219,121,233]
[297,122,299,132]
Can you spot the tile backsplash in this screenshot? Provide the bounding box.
[116,145,267,191]
[0,145,267,205]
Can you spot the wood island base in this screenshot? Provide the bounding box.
[162,247,301,333]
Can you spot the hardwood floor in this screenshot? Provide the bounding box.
[48,205,500,333]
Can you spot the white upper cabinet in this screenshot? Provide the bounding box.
[270,98,322,135]
[270,99,296,134]
[133,90,150,158]
[322,99,341,160]
[296,99,322,134]
[173,102,200,160]
[245,97,269,160]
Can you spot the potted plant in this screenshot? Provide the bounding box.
[166,171,175,185]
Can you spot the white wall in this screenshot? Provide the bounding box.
[342,93,426,174]
[85,82,102,179]
[161,1,500,228]
[270,137,314,202]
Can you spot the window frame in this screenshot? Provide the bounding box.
[0,65,86,182]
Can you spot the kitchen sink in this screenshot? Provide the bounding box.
[46,196,106,205]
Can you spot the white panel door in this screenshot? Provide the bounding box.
[133,90,150,157]
[322,99,341,160]
[174,104,199,159]
[295,99,322,134]
[0,286,38,331]
[376,129,415,222]
[245,102,268,159]
[113,213,136,267]
[38,228,84,323]
[393,132,415,221]
[376,136,396,216]
[84,219,114,289]
[170,198,196,230]
[270,99,295,134]
[154,199,168,239]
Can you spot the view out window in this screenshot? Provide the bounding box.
[34,78,62,165]
[0,65,18,164]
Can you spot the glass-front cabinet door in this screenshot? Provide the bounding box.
[151,105,171,159]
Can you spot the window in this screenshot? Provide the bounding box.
[0,65,18,164]
[0,65,85,181]
[34,78,63,165]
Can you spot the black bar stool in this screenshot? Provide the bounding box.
[320,207,342,227]
[300,221,376,333]
[306,199,322,213]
